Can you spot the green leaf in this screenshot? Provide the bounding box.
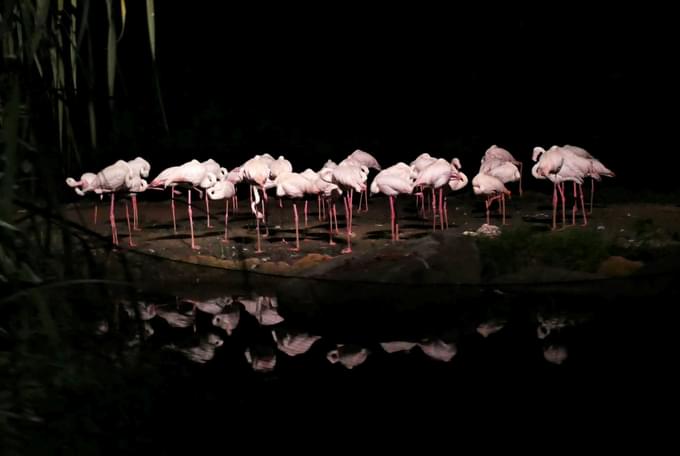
[146,0,155,60]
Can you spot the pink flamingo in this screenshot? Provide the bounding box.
[370,162,416,241]
[149,160,217,250]
[348,149,381,212]
[472,172,511,225]
[126,157,151,230]
[207,180,237,243]
[239,156,273,253]
[482,145,523,195]
[319,162,368,254]
[274,171,314,251]
[414,158,458,231]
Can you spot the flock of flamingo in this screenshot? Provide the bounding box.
[66,145,614,253]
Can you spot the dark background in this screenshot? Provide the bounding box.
[108,4,675,191]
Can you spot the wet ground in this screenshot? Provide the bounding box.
[63,188,680,280]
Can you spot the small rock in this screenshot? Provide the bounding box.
[597,225,606,231]
[476,224,501,238]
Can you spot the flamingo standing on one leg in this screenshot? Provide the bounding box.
[66,172,100,224]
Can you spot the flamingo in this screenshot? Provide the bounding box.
[471,172,511,225]
[482,145,523,195]
[201,159,228,228]
[65,172,101,224]
[307,171,342,245]
[149,160,217,250]
[414,158,458,231]
[274,171,314,251]
[370,162,416,241]
[348,149,381,212]
[207,180,237,243]
[239,156,273,253]
[561,144,614,213]
[319,162,368,254]
[89,160,137,246]
[532,146,590,229]
[410,153,438,215]
[126,157,151,230]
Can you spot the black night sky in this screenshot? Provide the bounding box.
[112,4,675,190]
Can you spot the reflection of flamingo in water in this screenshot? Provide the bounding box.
[326,344,370,369]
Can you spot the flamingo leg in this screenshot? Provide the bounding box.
[364,189,368,211]
[589,178,595,214]
[438,188,444,231]
[109,193,118,246]
[485,196,491,225]
[579,183,588,226]
[444,196,449,229]
[552,182,558,230]
[132,194,141,231]
[358,190,364,213]
[205,193,213,228]
[389,195,396,241]
[431,188,436,231]
[502,194,506,225]
[124,200,136,247]
[304,200,308,228]
[557,182,566,227]
[93,201,98,225]
[333,201,340,234]
[572,182,578,225]
[188,189,199,250]
[518,162,523,196]
[222,198,230,243]
[342,194,352,254]
[171,187,177,234]
[328,199,336,245]
[292,202,300,251]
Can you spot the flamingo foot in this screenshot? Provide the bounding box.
[341,247,352,254]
